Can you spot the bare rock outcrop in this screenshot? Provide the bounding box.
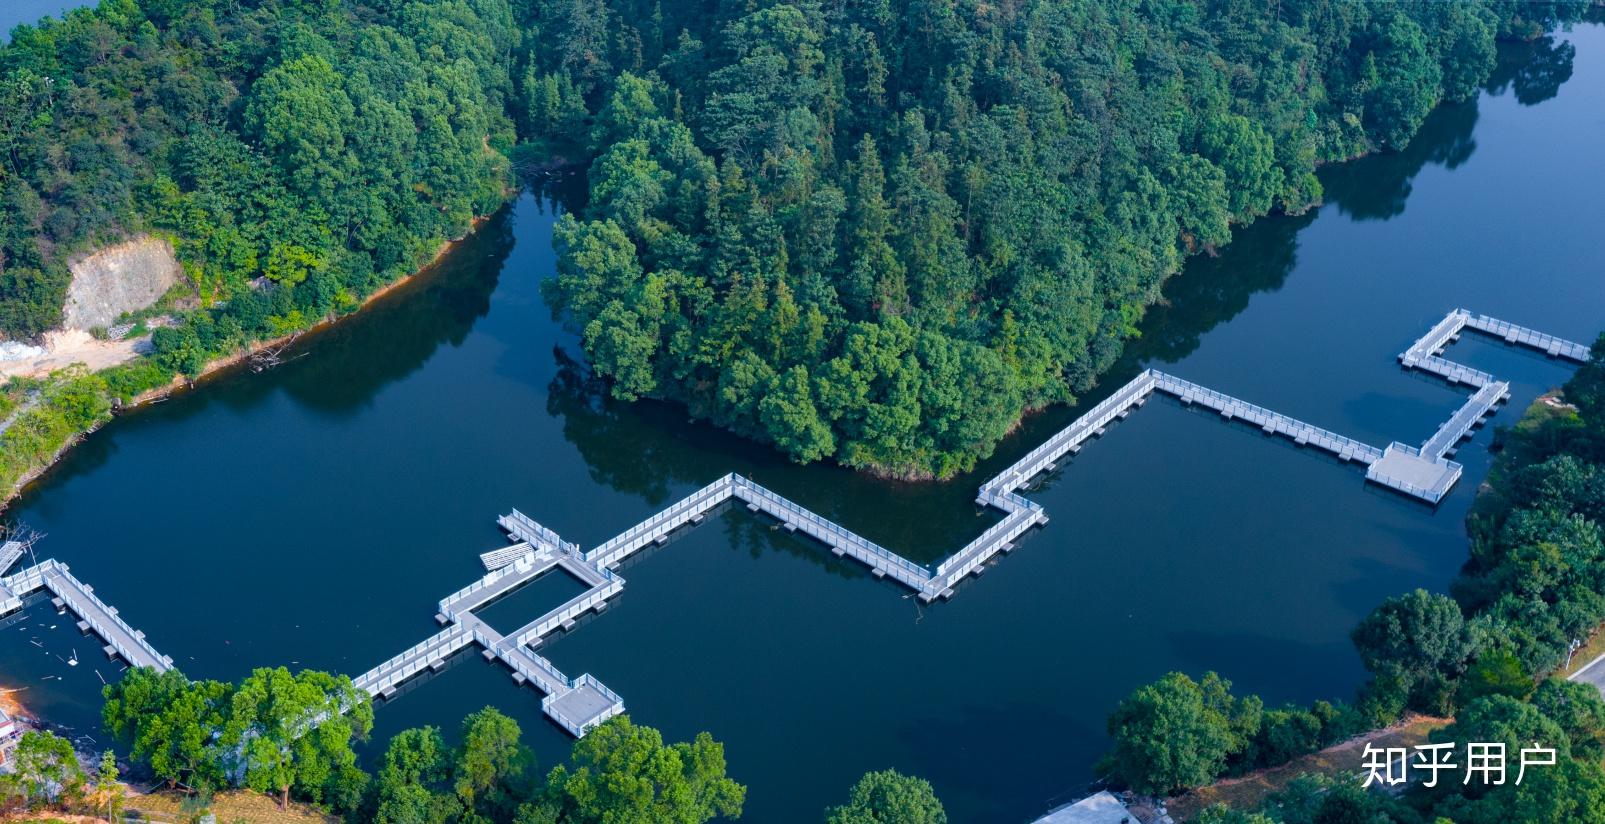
[62,235,182,331]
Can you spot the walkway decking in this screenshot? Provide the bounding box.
[1152,372,1385,463]
[1401,309,1591,386]
[0,557,173,672]
[0,542,24,614]
[352,308,1591,737]
[498,510,582,555]
[1422,381,1509,459]
[353,538,628,736]
[1464,312,1593,360]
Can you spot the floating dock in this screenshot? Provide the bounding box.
[353,309,1591,737]
[0,553,173,672]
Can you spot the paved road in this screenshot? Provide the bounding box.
[1568,652,1605,692]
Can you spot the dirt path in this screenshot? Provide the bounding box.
[1165,715,1450,821]
[0,330,149,381]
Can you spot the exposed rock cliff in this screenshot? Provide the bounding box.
[62,236,182,331]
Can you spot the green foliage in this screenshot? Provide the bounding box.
[453,707,531,820]
[0,730,85,808]
[1101,672,1259,795]
[104,680,745,822]
[1531,679,1605,761]
[536,0,1539,477]
[103,666,232,792]
[104,665,371,813]
[225,667,372,810]
[1457,648,1535,706]
[824,769,946,824]
[0,0,514,339]
[0,369,114,493]
[1351,589,1479,717]
[546,715,745,823]
[374,726,464,824]
[356,711,744,824]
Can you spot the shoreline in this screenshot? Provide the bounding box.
[126,210,493,409]
[0,209,500,512]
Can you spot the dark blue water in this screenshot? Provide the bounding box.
[1,26,1601,824]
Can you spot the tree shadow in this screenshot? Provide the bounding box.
[1485,34,1576,107]
[1320,99,1480,223]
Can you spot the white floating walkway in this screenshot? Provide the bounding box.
[1422,381,1509,459]
[356,537,628,737]
[352,308,1591,736]
[352,624,473,697]
[1463,312,1593,361]
[0,542,25,614]
[0,557,173,672]
[498,509,582,556]
[1152,372,1385,464]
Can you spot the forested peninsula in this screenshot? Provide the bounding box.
[0,0,1589,488]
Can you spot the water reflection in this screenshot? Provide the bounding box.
[1487,35,1577,105]
[272,209,514,413]
[1119,212,1314,368]
[1321,100,1480,222]
[540,28,1564,557]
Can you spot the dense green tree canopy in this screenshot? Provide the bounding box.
[531,0,1545,477]
[546,715,745,824]
[1102,671,1261,795]
[824,769,947,824]
[0,0,514,339]
[1350,588,1480,716]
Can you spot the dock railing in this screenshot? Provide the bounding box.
[729,476,932,584]
[1465,312,1593,361]
[985,370,1158,494]
[354,625,471,694]
[586,475,736,568]
[510,580,623,647]
[45,562,174,671]
[1153,373,1385,463]
[501,509,582,555]
[439,565,519,619]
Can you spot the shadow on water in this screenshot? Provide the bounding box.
[1486,34,1577,106]
[1,24,1597,824]
[1320,34,1577,224]
[1124,211,1315,367]
[1321,100,1480,222]
[9,208,519,503]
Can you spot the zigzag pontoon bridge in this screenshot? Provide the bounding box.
[0,309,1591,739]
[351,309,1593,736]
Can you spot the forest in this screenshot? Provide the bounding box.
[0,0,1587,479]
[0,0,514,342]
[532,0,1589,477]
[1102,332,1605,823]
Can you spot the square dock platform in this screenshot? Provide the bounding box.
[545,682,623,732]
[1366,444,1462,503]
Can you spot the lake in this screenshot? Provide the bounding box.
[2,24,1603,824]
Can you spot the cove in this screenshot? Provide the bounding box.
[1,26,1602,824]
